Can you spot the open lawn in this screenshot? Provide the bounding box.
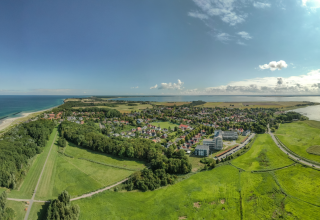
[6,200,27,220]
[8,127,58,199]
[187,155,204,172]
[65,142,146,170]
[28,202,49,220]
[152,102,191,106]
[151,121,178,129]
[231,134,293,171]
[276,121,320,163]
[35,141,134,200]
[73,165,241,220]
[236,135,248,144]
[73,103,153,113]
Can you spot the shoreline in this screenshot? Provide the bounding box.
[0,103,63,132]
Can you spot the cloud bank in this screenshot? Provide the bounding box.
[182,69,320,95]
[259,60,288,71]
[150,80,184,90]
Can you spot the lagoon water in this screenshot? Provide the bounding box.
[289,105,320,121]
[112,95,320,103]
[0,95,77,120]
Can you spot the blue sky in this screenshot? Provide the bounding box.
[0,0,320,95]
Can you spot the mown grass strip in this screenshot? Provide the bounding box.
[78,158,138,171]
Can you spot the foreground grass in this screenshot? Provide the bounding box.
[65,142,146,170]
[8,127,58,199]
[276,121,320,163]
[275,164,320,206]
[231,134,293,171]
[28,202,49,220]
[36,141,134,200]
[73,165,241,220]
[6,200,26,220]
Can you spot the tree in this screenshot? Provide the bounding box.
[166,145,175,158]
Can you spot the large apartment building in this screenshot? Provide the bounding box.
[203,130,238,152]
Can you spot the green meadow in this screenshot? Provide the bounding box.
[7,127,58,199]
[35,141,134,200]
[231,134,293,171]
[64,142,146,170]
[276,121,320,163]
[6,200,27,220]
[28,202,49,220]
[150,121,178,129]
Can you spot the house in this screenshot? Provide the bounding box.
[242,130,251,136]
[163,128,168,132]
[80,121,84,124]
[137,119,144,124]
[75,121,80,124]
[179,124,189,130]
[162,133,168,138]
[194,145,210,157]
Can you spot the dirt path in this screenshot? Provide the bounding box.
[70,178,128,201]
[23,130,57,220]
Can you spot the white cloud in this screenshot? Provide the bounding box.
[302,0,320,8]
[182,69,320,95]
[237,31,252,40]
[190,0,247,26]
[150,84,158,89]
[188,11,209,20]
[237,40,246,46]
[253,2,271,8]
[216,33,231,41]
[130,86,139,89]
[259,60,288,71]
[151,79,184,90]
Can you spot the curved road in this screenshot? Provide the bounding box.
[215,133,256,161]
[268,126,320,169]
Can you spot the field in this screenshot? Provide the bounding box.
[187,155,204,172]
[306,145,320,155]
[152,102,191,106]
[275,164,320,206]
[73,103,153,113]
[65,142,146,170]
[150,121,178,129]
[28,202,49,220]
[276,121,320,163]
[73,165,241,220]
[6,200,27,220]
[8,127,58,199]
[231,134,293,171]
[35,140,135,200]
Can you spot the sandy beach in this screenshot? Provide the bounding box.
[0,104,61,132]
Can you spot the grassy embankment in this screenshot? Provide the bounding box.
[275,120,320,163]
[35,140,144,201]
[7,127,58,199]
[231,134,293,171]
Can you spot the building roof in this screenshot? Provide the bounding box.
[203,139,213,142]
[195,145,209,150]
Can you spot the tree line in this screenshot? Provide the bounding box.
[60,121,192,191]
[0,120,55,189]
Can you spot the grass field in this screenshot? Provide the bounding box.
[275,164,320,206]
[6,200,27,220]
[240,172,286,219]
[150,121,178,129]
[73,103,153,113]
[73,165,241,220]
[8,127,58,199]
[306,145,320,155]
[35,140,135,200]
[28,202,49,220]
[276,121,320,163]
[65,142,146,170]
[231,134,293,171]
[187,156,204,172]
[152,102,191,106]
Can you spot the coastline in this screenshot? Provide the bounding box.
[0,103,63,132]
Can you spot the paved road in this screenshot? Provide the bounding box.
[215,133,256,161]
[268,125,320,169]
[23,131,57,220]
